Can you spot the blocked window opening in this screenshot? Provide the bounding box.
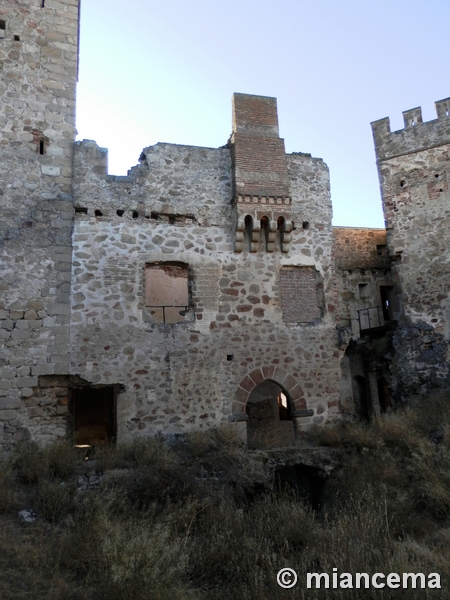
[246,380,295,449]
[376,244,387,256]
[94,209,103,217]
[145,262,189,324]
[0,21,5,39]
[75,206,88,214]
[280,266,322,324]
[358,283,369,298]
[72,387,116,447]
[116,209,124,217]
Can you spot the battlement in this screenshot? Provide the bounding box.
[371,97,450,162]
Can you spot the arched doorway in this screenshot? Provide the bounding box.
[246,380,295,449]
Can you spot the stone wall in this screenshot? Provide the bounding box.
[69,122,342,442]
[0,0,78,451]
[372,100,450,398]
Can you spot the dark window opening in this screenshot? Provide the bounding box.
[116,209,124,217]
[0,21,5,38]
[376,244,387,256]
[435,173,440,179]
[151,212,158,220]
[380,285,394,322]
[72,387,116,447]
[14,34,20,41]
[169,215,176,225]
[75,207,88,214]
[39,140,45,155]
[358,283,369,298]
[227,354,234,361]
[145,262,190,324]
[244,215,253,252]
[277,216,286,251]
[400,180,406,187]
[132,210,139,219]
[260,215,270,251]
[41,0,45,6]
[302,221,310,230]
[94,209,103,217]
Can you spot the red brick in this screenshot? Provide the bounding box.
[282,374,297,391]
[289,384,305,401]
[249,368,264,386]
[240,376,255,392]
[293,396,307,410]
[262,366,275,380]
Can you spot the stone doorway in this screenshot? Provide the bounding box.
[71,387,116,447]
[246,380,295,449]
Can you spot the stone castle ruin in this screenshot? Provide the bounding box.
[1,1,450,451]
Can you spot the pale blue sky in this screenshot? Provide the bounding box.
[76,0,450,227]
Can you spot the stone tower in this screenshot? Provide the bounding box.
[371,98,450,398]
[0,1,79,449]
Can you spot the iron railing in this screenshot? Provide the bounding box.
[357,305,387,331]
[147,305,189,324]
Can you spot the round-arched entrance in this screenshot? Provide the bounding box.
[246,379,295,449]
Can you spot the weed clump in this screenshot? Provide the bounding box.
[0,398,449,599]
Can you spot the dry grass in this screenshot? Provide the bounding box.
[0,395,449,598]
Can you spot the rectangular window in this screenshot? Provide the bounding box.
[145,263,189,324]
[0,20,6,39]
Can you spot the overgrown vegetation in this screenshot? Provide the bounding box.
[1,395,450,599]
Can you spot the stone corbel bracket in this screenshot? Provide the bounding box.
[233,195,292,253]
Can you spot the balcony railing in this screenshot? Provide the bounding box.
[357,305,390,332]
[147,305,189,324]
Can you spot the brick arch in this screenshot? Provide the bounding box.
[229,366,308,422]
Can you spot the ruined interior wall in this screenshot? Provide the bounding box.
[69,142,341,442]
[334,228,392,334]
[0,1,78,450]
[73,141,234,226]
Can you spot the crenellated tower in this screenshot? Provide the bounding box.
[371,98,450,396]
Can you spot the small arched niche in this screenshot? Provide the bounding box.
[246,379,295,449]
[277,216,286,252]
[260,215,270,251]
[244,215,253,252]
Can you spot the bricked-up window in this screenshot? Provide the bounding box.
[145,263,189,324]
[280,266,322,324]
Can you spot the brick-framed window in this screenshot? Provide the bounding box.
[145,262,190,324]
[280,266,323,324]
